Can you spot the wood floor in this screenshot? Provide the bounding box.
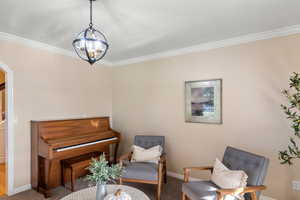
[0,163,6,196]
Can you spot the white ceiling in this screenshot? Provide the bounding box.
[1,0,300,63]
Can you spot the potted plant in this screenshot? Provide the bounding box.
[279,72,300,165]
[86,154,123,200]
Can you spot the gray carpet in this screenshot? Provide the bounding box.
[0,177,183,200]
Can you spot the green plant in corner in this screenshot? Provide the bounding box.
[279,72,300,165]
[86,154,123,185]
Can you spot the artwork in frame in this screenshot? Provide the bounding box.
[185,79,222,124]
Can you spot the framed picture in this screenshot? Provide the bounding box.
[185,79,222,124]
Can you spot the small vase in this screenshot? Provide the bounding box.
[96,184,107,200]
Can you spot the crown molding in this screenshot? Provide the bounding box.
[111,24,300,66]
[1,24,300,67]
[0,32,113,66]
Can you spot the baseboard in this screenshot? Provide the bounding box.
[167,171,276,200]
[260,196,276,200]
[11,184,31,195]
[167,171,201,181]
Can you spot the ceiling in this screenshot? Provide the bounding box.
[1,0,300,63]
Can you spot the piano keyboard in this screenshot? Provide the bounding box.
[55,137,118,152]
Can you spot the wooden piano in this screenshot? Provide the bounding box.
[31,117,121,197]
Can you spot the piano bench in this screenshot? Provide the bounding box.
[61,151,104,192]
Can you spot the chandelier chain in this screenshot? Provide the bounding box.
[89,0,93,27]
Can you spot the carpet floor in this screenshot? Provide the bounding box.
[0,176,183,200]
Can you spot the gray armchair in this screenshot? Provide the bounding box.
[182,146,269,200]
[118,135,167,200]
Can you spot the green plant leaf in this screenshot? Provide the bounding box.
[86,154,123,185]
[280,72,300,165]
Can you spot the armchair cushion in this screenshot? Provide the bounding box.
[121,162,158,181]
[212,158,248,189]
[182,181,219,200]
[131,145,163,163]
[183,181,242,200]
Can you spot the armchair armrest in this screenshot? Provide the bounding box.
[183,166,214,171]
[183,166,213,182]
[216,185,266,200]
[159,153,166,164]
[118,152,132,167]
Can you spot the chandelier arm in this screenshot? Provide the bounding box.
[97,43,109,60]
[84,29,93,64]
[72,38,89,62]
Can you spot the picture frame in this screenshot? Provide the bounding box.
[185,79,222,124]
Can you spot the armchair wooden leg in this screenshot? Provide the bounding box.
[157,160,163,200]
[157,173,163,200]
[250,192,258,200]
[119,178,123,185]
[182,192,186,200]
[216,193,224,200]
[163,162,167,184]
[157,182,162,200]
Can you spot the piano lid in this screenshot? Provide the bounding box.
[32,117,112,141]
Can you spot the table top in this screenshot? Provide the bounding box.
[60,185,150,200]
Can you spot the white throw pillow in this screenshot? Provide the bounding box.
[211,158,248,200]
[131,145,163,163]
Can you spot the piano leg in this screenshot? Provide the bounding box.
[38,158,55,198]
[114,143,119,164]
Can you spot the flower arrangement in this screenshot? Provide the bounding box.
[86,154,123,185]
[279,72,300,165]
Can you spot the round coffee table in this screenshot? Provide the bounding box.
[60,185,150,200]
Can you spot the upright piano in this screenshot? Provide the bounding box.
[31,117,121,197]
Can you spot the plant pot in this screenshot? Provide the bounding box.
[96,184,107,200]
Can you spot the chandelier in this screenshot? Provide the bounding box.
[72,0,109,65]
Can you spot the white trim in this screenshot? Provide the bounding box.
[0,62,14,196]
[1,25,300,67]
[12,184,31,195]
[112,24,300,66]
[0,32,113,67]
[167,171,276,200]
[261,196,277,200]
[167,171,201,181]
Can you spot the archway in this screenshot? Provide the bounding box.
[0,62,14,196]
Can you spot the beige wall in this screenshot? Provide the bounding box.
[0,40,112,189]
[112,34,300,200]
[1,33,299,199]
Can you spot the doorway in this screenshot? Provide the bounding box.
[0,69,6,196]
[0,62,14,196]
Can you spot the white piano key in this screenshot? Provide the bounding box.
[55,137,118,152]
